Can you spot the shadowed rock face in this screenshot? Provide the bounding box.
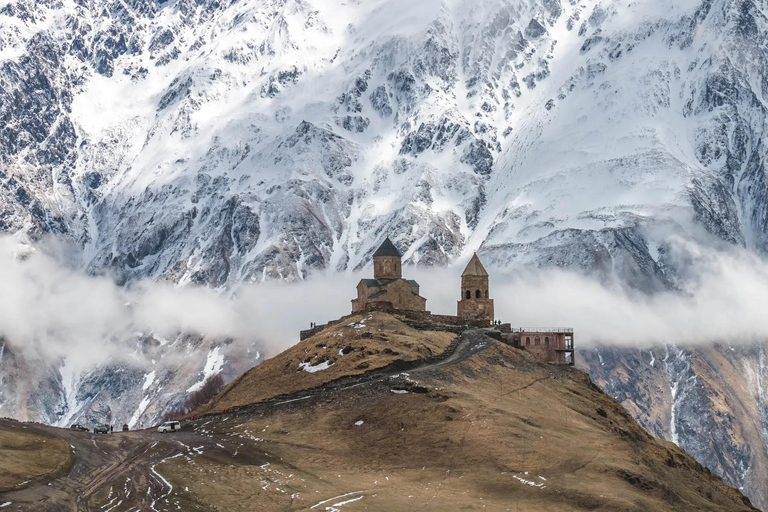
[4,0,768,507]
[581,342,768,510]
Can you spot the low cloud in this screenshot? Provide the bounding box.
[1,235,767,375]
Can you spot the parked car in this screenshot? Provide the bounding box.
[157,421,181,433]
[70,424,89,432]
[93,424,110,434]
[122,424,129,432]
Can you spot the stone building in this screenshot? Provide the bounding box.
[500,326,575,365]
[457,253,494,325]
[351,237,427,313]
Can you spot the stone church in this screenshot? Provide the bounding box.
[351,237,428,313]
[337,237,575,365]
[351,239,495,325]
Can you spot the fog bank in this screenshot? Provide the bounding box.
[1,235,768,373]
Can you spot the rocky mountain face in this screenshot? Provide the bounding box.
[3,0,768,508]
[581,342,768,509]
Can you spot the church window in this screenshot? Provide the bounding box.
[475,290,481,298]
[545,336,550,346]
[525,337,530,346]
[465,290,471,300]
[535,336,540,345]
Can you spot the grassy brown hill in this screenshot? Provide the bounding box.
[0,313,758,511]
[203,311,457,412]
[0,422,72,493]
[174,313,755,511]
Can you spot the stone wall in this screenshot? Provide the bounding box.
[373,255,401,279]
[353,279,427,313]
[364,302,489,329]
[457,297,494,323]
[460,274,489,300]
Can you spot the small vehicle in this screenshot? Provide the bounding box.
[93,424,110,434]
[157,421,180,433]
[70,424,89,432]
[122,424,129,432]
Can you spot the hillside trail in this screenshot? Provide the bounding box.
[0,328,499,511]
[220,328,497,412]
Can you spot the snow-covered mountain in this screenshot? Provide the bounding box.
[4,0,768,507]
[5,0,768,287]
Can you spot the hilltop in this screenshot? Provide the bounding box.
[0,312,756,511]
[203,311,457,413]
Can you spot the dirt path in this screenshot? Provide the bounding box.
[0,329,499,512]
[215,328,496,418]
[0,421,221,511]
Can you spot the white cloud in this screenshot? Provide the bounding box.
[1,234,768,376]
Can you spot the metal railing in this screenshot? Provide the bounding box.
[509,327,574,334]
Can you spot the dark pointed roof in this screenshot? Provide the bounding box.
[373,237,402,258]
[462,253,489,277]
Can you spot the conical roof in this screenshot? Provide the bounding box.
[373,237,402,257]
[462,253,489,277]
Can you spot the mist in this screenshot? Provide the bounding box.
[2,234,768,375]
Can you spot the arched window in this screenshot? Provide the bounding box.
[545,336,550,346]
[525,337,530,346]
[535,336,541,346]
[465,290,471,300]
[475,290,481,298]
[485,289,489,298]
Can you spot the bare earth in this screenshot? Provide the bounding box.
[0,314,758,511]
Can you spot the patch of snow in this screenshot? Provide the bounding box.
[187,347,224,392]
[332,495,364,508]
[55,359,84,427]
[128,395,151,429]
[0,503,12,508]
[142,371,156,391]
[354,420,364,426]
[390,389,408,394]
[512,475,546,488]
[299,360,334,373]
[310,492,364,509]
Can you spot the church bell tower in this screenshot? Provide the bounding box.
[372,237,402,280]
[457,253,494,325]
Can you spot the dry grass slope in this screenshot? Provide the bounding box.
[204,311,456,412]
[170,315,755,511]
[0,315,755,511]
[0,423,73,492]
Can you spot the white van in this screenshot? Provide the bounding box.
[157,420,181,433]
